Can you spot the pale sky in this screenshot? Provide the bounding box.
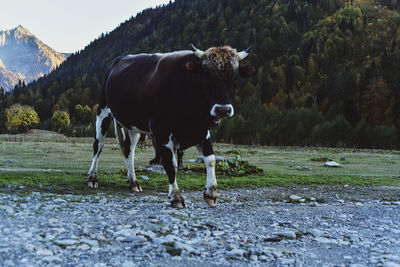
[0,0,172,53]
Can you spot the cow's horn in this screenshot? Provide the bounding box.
[237,45,253,60]
[191,44,205,58]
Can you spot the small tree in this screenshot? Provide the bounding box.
[6,104,39,132]
[75,104,94,125]
[51,110,70,133]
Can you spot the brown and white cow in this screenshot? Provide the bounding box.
[87,45,256,208]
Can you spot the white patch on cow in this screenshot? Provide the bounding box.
[88,107,111,176]
[88,155,98,176]
[204,154,217,193]
[206,130,211,140]
[164,134,177,169]
[168,181,179,197]
[126,131,141,182]
[164,134,180,198]
[130,125,151,135]
[210,104,234,118]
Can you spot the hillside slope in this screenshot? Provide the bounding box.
[1,0,400,148]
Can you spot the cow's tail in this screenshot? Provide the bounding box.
[114,120,127,156]
[96,67,111,116]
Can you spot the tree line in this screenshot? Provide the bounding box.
[0,0,399,149]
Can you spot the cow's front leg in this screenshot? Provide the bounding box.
[197,131,218,207]
[125,130,142,192]
[159,135,186,209]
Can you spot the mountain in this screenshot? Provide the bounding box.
[0,25,66,92]
[1,0,400,148]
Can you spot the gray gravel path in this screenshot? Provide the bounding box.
[1,186,399,266]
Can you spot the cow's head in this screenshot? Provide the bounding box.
[186,45,256,124]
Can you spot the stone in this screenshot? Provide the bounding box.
[123,235,148,243]
[274,230,297,239]
[226,248,246,259]
[78,244,91,250]
[36,247,54,256]
[324,161,341,167]
[196,156,204,163]
[113,229,133,238]
[54,239,79,246]
[81,239,99,247]
[215,156,226,162]
[121,261,136,267]
[141,175,149,180]
[42,256,63,263]
[175,241,197,254]
[250,255,258,262]
[289,195,302,201]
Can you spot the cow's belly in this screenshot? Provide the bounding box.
[173,122,209,149]
[110,104,151,133]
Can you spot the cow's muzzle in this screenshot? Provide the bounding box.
[210,104,234,118]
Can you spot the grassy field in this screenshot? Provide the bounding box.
[0,130,399,194]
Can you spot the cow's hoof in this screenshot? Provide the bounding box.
[129,180,142,192]
[204,187,218,207]
[171,192,186,209]
[87,176,99,188]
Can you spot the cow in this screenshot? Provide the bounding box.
[87,45,256,208]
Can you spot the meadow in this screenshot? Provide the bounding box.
[0,130,399,194]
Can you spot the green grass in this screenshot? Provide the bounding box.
[0,130,399,194]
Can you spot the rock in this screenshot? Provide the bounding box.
[226,248,246,259]
[54,239,79,246]
[174,241,197,254]
[309,229,324,237]
[78,244,91,250]
[274,230,297,239]
[314,237,337,244]
[289,195,302,201]
[113,229,133,238]
[3,206,13,214]
[324,161,341,167]
[42,256,63,263]
[122,235,148,243]
[6,159,13,163]
[196,157,204,163]
[36,247,53,256]
[145,164,166,174]
[81,239,99,247]
[121,262,136,267]
[141,175,149,180]
[250,255,258,262]
[215,156,226,162]
[296,166,311,170]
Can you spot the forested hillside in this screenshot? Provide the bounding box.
[1,0,399,148]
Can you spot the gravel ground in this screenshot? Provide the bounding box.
[0,186,399,267]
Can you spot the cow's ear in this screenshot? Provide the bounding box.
[185,61,203,73]
[239,65,256,78]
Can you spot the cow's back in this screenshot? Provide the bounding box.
[104,54,163,131]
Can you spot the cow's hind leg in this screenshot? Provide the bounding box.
[159,135,186,208]
[88,107,112,188]
[124,130,142,192]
